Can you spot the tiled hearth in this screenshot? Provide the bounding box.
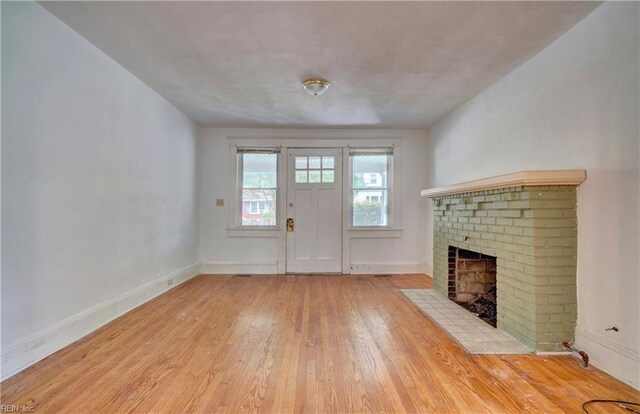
[402,289,531,354]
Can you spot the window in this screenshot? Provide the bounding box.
[238,150,278,226]
[295,156,335,183]
[350,149,392,227]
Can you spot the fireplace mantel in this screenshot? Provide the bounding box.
[421,169,586,198]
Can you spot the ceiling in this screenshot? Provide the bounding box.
[41,1,599,128]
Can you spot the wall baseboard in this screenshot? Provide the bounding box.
[575,325,639,389]
[0,263,200,381]
[350,262,428,274]
[199,261,279,274]
[199,261,429,275]
[424,261,434,277]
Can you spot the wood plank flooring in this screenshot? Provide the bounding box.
[2,274,638,413]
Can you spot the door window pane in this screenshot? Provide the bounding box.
[321,170,334,183]
[294,154,336,185]
[322,156,335,169]
[308,156,321,169]
[295,170,308,183]
[308,170,321,183]
[295,157,307,169]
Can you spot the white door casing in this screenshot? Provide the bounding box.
[286,148,342,273]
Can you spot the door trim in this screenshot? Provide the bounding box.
[285,147,343,274]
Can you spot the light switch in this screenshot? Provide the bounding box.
[216,199,224,207]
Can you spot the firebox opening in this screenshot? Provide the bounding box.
[448,246,497,327]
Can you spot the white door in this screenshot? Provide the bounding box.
[286,148,342,273]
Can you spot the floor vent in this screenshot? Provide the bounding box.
[234,274,253,277]
[374,274,392,277]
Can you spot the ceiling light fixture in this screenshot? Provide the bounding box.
[302,78,330,96]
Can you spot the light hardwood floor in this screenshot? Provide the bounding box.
[1,274,638,413]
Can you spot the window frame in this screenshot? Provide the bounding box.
[348,148,394,229]
[230,147,282,230]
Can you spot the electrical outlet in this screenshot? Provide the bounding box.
[216,199,224,207]
[167,278,174,287]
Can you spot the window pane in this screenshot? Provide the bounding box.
[242,154,277,188]
[308,170,321,183]
[352,155,388,188]
[353,190,388,226]
[242,189,276,226]
[295,170,308,183]
[321,170,335,183]
[295,157,307,169]
[308,156,321,169]
[322,156,335,169]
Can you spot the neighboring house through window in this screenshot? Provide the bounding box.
[365,173,379,186]
[246,201,268,214]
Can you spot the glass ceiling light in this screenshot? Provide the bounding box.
[302,78,330,96]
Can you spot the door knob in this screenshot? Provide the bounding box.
[287,218,294,233]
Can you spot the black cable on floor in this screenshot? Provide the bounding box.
[582,399,640,413]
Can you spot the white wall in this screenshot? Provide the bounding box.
[1,3,200,379]
[199,128,431,274]
[426,3,639,388]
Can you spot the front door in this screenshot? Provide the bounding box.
[286,148,342,273]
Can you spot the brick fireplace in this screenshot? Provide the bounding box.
[422,170,586,351]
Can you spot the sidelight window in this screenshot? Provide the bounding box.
[350,149,392,227]
[238,150,279,227]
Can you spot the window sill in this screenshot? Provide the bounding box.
[227,227,282,238]
[348,228,402,238]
